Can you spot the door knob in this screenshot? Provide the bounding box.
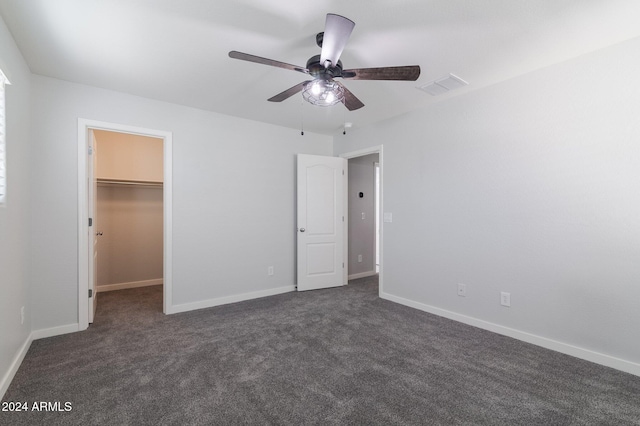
[300,228,306,232]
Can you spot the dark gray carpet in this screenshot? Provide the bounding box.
[2,276,639,425]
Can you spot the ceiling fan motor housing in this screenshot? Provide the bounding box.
[306,54,343,79]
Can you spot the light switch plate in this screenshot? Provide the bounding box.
[501,292,511,307]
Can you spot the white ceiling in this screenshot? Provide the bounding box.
[1,0,640,135]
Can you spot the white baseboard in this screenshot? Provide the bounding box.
[167,285,295,315]
[97,278,163,292]
[2,323,82,399]
[31,323,80,340]
[380,291,640,377]
[348,271,378,280]
[0,333,32,400]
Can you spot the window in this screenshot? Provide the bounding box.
[0,69,9,205]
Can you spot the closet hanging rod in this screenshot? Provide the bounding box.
[97,178,163,187]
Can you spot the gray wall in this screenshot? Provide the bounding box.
[334,37,640,370]
[0,16,31,394]
[29,75,332,330]
[348,154,378,277]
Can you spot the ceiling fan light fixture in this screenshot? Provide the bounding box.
[302,79,344,107]
[326,91,335,104]
[311,81,321,95]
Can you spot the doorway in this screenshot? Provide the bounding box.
[340,145,383,295]
[78,119,173,330]
[92,130,164,320]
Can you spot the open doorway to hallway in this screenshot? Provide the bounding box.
[347,152,380,281]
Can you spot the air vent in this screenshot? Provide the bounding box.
[418,74,468,96]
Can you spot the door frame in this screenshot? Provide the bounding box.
[339,145,383,295]
[77,119,173,329]
[374,161,380,274]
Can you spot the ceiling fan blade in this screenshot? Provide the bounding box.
[319,14,355,67]
[342,65,421,81]
[335,81,364,111]
[229,51,308,74]
[268,81,311,102]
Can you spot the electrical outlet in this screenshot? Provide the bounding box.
[457,283,466,297]
[357,255,363,263]
[267,266,274,276]
[21,306,25,325]
[361,212,365,220]
[500,292,511,307]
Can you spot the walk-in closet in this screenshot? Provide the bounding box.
[93,130,164,298]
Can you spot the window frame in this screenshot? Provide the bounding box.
[0,68,9,206]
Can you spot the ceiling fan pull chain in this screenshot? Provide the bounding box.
[343,108,347,135]
[300,96,305,136]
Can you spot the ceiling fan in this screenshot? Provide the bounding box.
[229,13,420,111]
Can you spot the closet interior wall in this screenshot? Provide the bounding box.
[94,130,164,292]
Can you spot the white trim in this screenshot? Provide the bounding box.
[0,334,31,400]
[163,131,173,314]
[168,286,295,315]
[0,70,8,206]
[348,271,378,280]
[374,162,380,274]
[31,323,80,340]
[78,123,89,328]
[339,145,384,297]
[343,161,348,286]
[381,291,640,377]
[339,146,383,160]
[78,119,173,330]
[97,279,163,292]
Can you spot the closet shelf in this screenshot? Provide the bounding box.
[97,178,163,188]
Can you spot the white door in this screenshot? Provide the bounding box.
[88,131,98,323]
[297,154,347,291]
